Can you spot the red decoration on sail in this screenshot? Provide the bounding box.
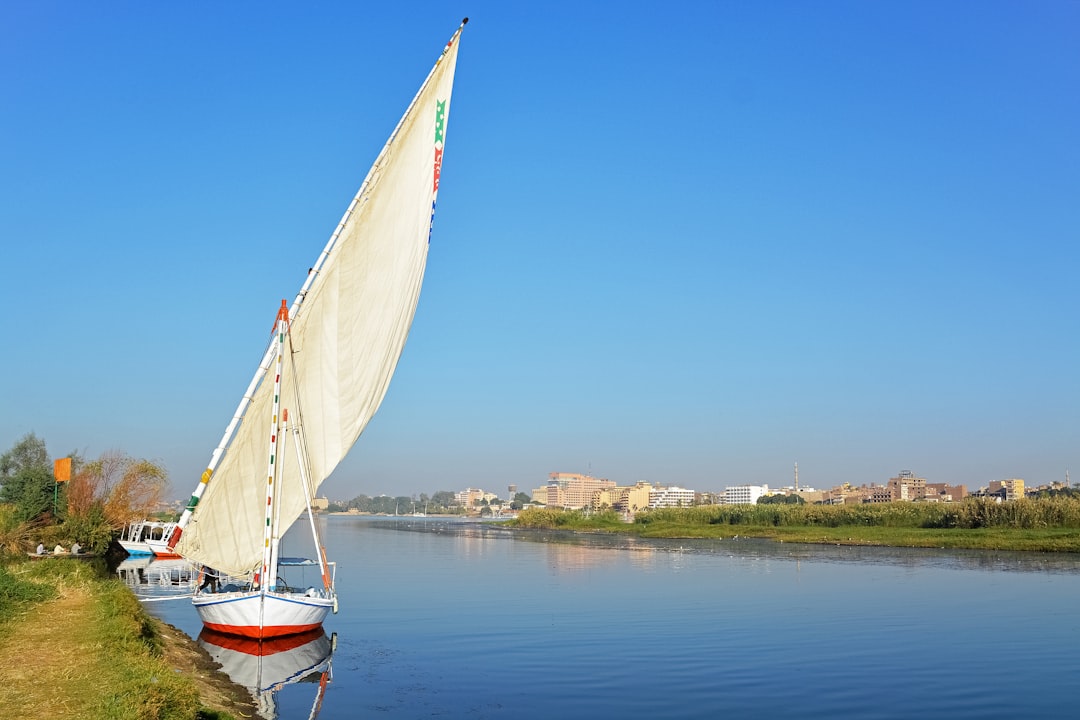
[433,147,443,193]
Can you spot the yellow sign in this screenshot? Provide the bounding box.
[54,457,71,483]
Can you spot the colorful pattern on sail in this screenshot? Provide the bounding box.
[433,100,446,193]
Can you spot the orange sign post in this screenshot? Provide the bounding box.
[53,457,71,516]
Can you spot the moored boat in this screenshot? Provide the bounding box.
[167,19,468,639]
[118,520,181,558]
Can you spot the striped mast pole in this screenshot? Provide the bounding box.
[261,300,290,599]
[169,18,469,552]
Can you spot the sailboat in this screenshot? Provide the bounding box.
[168,20,467,639]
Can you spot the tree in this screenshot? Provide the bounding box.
[0,433,57,522]
[510,492,531,510]
[758,493,805,505]
[431,490,457,508]
[0,432,49,480]
[71,450,169,528]
[4,465,56,523]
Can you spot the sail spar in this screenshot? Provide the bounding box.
[176,23,465,576]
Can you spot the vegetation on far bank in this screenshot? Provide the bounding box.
[327,489,534,516]
[509,498,1080,552]
[0,559,242,720]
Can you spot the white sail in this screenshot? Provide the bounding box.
[177,27,463,576]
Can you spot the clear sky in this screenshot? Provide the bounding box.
[2,1,1077,502]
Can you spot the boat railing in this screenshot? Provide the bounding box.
[198,559,336,597]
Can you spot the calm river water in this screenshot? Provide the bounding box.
[142,515,1080,719]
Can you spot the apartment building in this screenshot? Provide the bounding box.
[649,485,695,508]
[544,472,616,509]
[988,478,1025,501]
[887,471,926,501]
[455,488,499,508]
[593,482,653,513]
[723,485,769,505]
[924,482,967,502]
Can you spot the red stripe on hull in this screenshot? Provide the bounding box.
[201,620,324,640]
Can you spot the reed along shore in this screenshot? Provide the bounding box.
[508,497,1080,553]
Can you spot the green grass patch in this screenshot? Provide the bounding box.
[87,572,203,720]
[511,507,628,531]
[0,563,58,629]
[0,559,236,720]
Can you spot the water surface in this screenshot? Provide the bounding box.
[147,515,1080,719]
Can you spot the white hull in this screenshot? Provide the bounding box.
[117,541,155,556]
[194,588,335,639]
[117,540,180,557]
[119,521,181,558]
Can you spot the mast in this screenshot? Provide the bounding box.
[261,300,290,595]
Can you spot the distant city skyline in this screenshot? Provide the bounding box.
[3,2,1077,503]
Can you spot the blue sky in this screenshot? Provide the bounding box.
[2,1,1077,501]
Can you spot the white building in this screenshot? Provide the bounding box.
[455,488,500,507]
[649,486,696,508]
[723,485,769,505]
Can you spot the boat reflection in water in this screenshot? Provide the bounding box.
[198,627,335,720]
[115,556,197,592]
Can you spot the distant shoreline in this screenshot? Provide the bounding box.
[511,520,1080,553]
[506,503,1080,553]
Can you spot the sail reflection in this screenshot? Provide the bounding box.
[198,627,334,720]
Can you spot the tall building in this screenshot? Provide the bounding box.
[545,472,615,509]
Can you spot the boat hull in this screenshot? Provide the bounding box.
[118,542,154,556]
[119,521,181,558]
[194,589,335,639]
[118,540,182,558]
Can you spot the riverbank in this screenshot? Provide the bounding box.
[508,499,1080,553]
[0,559,254,720]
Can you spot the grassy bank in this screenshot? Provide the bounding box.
[0,559,251,720]
[509,498,1080,552]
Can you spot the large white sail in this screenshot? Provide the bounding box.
[176,26,463,576]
